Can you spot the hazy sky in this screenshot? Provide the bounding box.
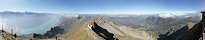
[0,0,204,14]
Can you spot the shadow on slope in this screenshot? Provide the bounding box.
[158,25,189,40]
[158,11,205,40]
[44,26,65,38]
[91,22,118,40]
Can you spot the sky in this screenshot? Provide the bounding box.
[0,0,205,14]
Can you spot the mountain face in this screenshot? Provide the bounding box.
[43,26,64,38]
[58,16,154,40]
[145,15,200,33]
[158,11,205,40]
[75,13,201,39]
[99,13,201,38]
[179,11,205,40]
[59,15,88,32]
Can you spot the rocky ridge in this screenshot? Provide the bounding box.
[158,11,205,40]
[59,16,154,40]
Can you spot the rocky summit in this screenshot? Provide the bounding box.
[57,16,154,40]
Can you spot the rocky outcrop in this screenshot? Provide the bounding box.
[22,26,65,39]
[30,33,44,39]
[59,16,154,40]
[158,25,189,40]
[91,22,118,40]
[59,15,87,32]
[158,11,205,40]
[178,11,204,40]
[44,26,64,38]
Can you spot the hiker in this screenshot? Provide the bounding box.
[14,34,17,38]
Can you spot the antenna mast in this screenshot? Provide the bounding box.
[2,25,3,30]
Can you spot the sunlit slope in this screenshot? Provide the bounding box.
[59,16,154,40]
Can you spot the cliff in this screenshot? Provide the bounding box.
[44,26,64,38]
[178,11,204,40]
[158,11,205,40]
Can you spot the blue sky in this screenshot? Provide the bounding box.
[0,0,204,14]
